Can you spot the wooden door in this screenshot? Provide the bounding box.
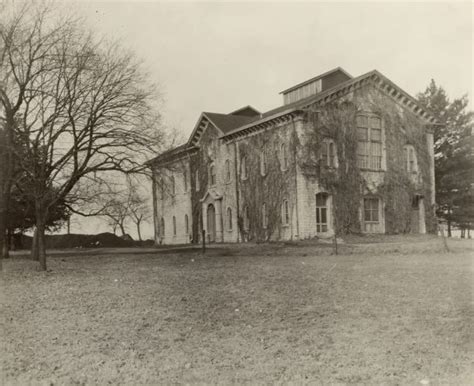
[207,204,216,242]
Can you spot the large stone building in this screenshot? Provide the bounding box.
[147,68,438,245]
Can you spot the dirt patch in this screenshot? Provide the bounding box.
[16,233,155,250]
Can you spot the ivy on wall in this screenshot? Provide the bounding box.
[237,126,295,242]
[300,84,436,235]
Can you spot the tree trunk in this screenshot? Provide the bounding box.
[0,108,16,268]
[119,222,126,237]
[37,220,47,271]
[136,221,142,241]
[35,203,48,271]
[447,218,452,237]
[31,227,39,261]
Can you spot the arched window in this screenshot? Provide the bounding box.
[160,217,165,236]
[185,214,189,234]
[172,216,177,236]
[209,164,216,186]
[328,142,336,167]
[280,143,288,170]
[321,140,337,167]
[171,176,176,195]
[243,206,249,231]
[195,170,200,191]
[225,159,231,182]
[262,203,267,229]
[227,207,232,230]
[404,145,418,173]
[282,199,289,225]
[260,150,267,176]
[158,178,164,200]
[241,156,247,180]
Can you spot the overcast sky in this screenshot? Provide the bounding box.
[66,1,472,238]
[74,1,473,138]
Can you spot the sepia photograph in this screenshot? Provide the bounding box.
[1,0,473,384]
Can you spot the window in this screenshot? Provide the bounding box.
[316,193,328,232]
[357,115,383,170]
[404,145,417,173]
[320,140,337,168]
[160,217,165,236]
[227,207,232,231]
[364,198,379,223]
[195,170,200,191]
[260,149,267,176]
[262,203,268,229]
[243,206,249,231]
[329,142,336,167]
[158,178,164,200]
[209,164,216,186]
[225,159,231,182]
[185,214,189,234]
[282,199,289,225]
[172,216,177,236]
[171,176,176,195]
[280,143,288,170]
[241,156,247,180]
[183,169,188,192]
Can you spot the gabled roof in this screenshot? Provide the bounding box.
[221,69,438,141]
[186,111,258,147]
[204,112,256,134]
[229,105,261,117]
[146,143,195,166]
[148,68,439,166]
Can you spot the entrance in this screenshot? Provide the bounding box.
[411,195,426,234]
[207,203,216,242]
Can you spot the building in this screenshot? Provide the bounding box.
[147,68,438,245]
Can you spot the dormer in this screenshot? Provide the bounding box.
[280,67,352,105]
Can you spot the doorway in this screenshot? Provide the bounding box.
[207,203,216,242]
[411,195,426,234]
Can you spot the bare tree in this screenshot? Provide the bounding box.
[103,197,130,237]
[127,181,151,241]
[1,4,163,270]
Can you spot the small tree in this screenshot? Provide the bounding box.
[127,183,151,241]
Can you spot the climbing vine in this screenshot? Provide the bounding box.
[237,125,296,242]
[300,84,436,235]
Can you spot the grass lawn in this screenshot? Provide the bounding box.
[1,236,473,385]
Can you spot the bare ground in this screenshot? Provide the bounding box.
[1,235,473,385]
